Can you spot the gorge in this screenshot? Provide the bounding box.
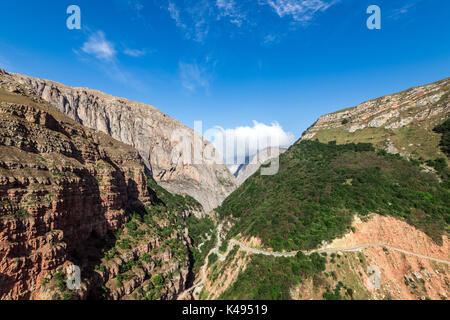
[0,69,448,300]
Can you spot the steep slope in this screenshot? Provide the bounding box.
[301,77,450,162]
[235,147,286,186]
[212,79,450,300]
[0,69,236,212]
[218,140,449,251]
[212,140,449,300]
[197,213,449,300]
[0,87,203,300]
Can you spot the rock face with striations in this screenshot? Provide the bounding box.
[300,77,450,161]
[0,85,194,300]
[0,69,236,212]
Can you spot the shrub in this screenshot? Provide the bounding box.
[207,253,218,267]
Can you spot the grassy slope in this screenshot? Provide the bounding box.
[308,81,450,163]
[217,140,449,252]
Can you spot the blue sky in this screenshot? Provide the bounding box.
[0,0,449,148]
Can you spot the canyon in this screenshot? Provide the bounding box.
[0,84,197,300]
[0,70,448,301]
[0,69,236,213]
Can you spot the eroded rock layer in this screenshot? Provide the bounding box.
[0,87,194,300]
[0,69,236,212]
[301,77,450,161]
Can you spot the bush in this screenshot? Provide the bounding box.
[433,118,450,157]
[207,253,218,267]
[151,274,164,286]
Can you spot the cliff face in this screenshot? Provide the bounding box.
[0,69,236,212]
[0,86,194,300]
[301,77,450,161]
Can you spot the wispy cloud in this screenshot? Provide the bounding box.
[388,0,422,20]
[123,48,147,57]
[81,31,117,61]
[75,30,149,92]
[168,1,211,42]
[167,0,248,42]
[266,0,338,23]
[168,1,187,29]
[216,0,246,27]
[164,0,339,44]
[263,33,282,46]
[179,61,211,92]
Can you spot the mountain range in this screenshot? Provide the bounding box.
[0,69,448,300]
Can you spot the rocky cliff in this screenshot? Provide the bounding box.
[301,77,450,161]
[0,86,197,300]
[0,69,236,212]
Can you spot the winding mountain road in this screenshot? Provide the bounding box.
[178,224,450,299]
[217,240,450,265]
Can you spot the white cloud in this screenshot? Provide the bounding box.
[389,1,422,20]
[81,31,116,61]
[168,1,186,29]
[168,1,209,42]
[167,0,248,42]
[206,121,295,166]
[124,48,147,57]
[164,0,339,45]
[216,0,246,27]
[179,62,211,92]
[266,0,338,23]
[263,33,282,46]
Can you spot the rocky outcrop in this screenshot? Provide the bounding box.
[0,69,236,212]
[300,77,450,160]
[235,147,287,186]
[0,88,193,300]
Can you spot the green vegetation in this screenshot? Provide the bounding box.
[147,179,202,213]
[219,252,326,300]
[186,215,216,273]
[433,118,450,157]
[207,253,219,267]
[323,282,345,300]
[45,268,75,300]
[218,239,229,254]
[0,200,31,220]
[90,178,211,299]
[218,140,449,251]
[313,119,444,161]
